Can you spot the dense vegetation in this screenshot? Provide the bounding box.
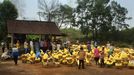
[0,0,18,41]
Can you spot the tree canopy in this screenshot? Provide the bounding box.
[72,0,130,41]
[38,0,74,28]
[0,0,18,20]
[0,0,18,41]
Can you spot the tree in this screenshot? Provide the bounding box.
[38,0,60,21]
[118,27,134,43]
[0,0,18,20]
[74,0,111,40]
[0,0,18,41]
[73,0,130,41]
[61,28,84,41]
[38,0,74,28]
[110,1,131,30]
[58,4,74,28]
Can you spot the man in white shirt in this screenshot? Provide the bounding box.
[30,40,33,50]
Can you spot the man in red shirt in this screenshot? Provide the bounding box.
[94,46,100,65]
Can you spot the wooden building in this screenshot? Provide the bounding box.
[7,20,62,47]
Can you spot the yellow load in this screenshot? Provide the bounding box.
[30,50,34,55]
[66,57,74,65]
[85,58,91,65]
[40,50,44,55]
[115,63,122,67]
[31,53,36,59]
[35,58,40,63]
[82,45,87,49]
[43,53,48,60]
[128,60,134,68]
[105,60,113,65]
[120,51,128,59]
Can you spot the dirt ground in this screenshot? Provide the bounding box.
[0,60,134,75]
[0,48,134,75]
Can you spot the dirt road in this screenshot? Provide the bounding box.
[0,60,134,75]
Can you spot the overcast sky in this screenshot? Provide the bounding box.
[0,0,134,27]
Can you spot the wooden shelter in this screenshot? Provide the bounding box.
[7,20,62,47]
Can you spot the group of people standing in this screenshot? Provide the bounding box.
[93,43,114,68]
[15,39,54,54]
[78,41,114,69]
[1,39,114,68]
[11,39,53,65]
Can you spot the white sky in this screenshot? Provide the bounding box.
[0,0,134,27]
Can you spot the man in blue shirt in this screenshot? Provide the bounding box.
[12,45,19,65]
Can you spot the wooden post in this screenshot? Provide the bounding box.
[39,34,41,41]
[11,33,14,48]
[54,35,56,42]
